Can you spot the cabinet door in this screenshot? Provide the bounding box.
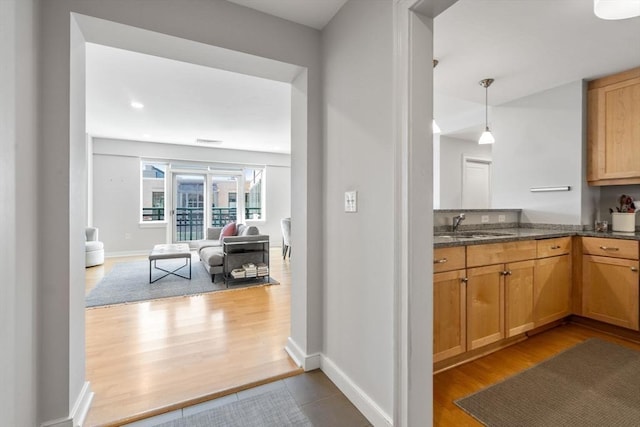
[434,269,466,362]
[466,264,504,350]
[534,255,572,327]
[505,260,535,337]
[588,70,640,184]
[582,255,639,330]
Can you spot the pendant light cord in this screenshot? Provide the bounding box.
[485,84,489,131]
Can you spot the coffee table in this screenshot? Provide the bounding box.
[149,243,192,283]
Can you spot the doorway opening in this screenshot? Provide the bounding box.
[78,15,307,425]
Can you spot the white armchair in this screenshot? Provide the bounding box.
[85,227,105,267]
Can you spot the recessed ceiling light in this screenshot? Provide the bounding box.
[130,101,144,109]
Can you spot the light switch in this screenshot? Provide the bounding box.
[345,191,357,213]
[481,215,489,223]
[498,215,506,223]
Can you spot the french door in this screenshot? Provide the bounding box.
[170,170,243,243]
[172,173,206,242]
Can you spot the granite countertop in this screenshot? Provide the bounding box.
[434,227,640,248]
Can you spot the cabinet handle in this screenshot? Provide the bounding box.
[434,258,448,264]
[600,246,619,251]
[501,270,512,276]
[632,267,638,272]
[550,245,561,250]
[461,277,468,283]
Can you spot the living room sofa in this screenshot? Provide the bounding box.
[198,224,269,281]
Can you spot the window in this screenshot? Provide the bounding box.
[141,162,166,221]
[244,168,264,220]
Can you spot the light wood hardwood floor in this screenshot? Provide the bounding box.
[434,322,640,426]
[84,248,300,426]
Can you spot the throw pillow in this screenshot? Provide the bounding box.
[220,222,237,239]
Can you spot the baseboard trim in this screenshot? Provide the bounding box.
[41,382,93,427]
[105,250,151,258]
[285,337,321,371]
[321,355,393,427]
[71,381,94,427]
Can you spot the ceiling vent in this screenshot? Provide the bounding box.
[195,138,223,145]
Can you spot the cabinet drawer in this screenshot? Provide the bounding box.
[467,240,536,267]
[536,237,571,258]
[582,237,639,260]
[433,247,465,273]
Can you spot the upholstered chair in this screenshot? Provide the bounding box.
[280,218,291,259]
[85,227,105,267]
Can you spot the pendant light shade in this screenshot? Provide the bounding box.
[479,129,495,145]
[594,0,640,20]
[478,78,495,145]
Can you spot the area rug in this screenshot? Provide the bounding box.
[86,256,278,308]
[155,388,312,427]
[455,338,640,426]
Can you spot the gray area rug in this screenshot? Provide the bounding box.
[455,338,640,426]
[156,388,312,427]
[86,256,277,308]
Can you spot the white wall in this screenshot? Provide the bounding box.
[0,0,38,425]
[492,81,587,225]
[322,0,394,421]
[36,1,322,425]
[439,136,492,209]
[92,138,291,254]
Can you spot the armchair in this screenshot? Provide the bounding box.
[85,227,105,267]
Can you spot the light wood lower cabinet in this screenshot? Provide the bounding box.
[534,254,572,326]
[433,269,466,363]
[582,254,640,331]
[466,264,505,350]
[505,260,535,337]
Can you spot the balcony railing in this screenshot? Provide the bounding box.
[142,206,262,241]
[176,207,204,241]
[142,207,165,221]
[211,207,262,227]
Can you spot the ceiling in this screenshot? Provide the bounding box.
[86,43,292,153]
[226,0,348,30]
[434,0,640,140]
[85,0,640,150]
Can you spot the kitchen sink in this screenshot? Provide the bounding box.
[434,231,515,240]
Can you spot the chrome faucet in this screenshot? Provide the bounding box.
[452,213,466,232]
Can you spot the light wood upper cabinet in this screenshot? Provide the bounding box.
[587,66,640,186]
[582,254,639,330]
[433,269,466,362]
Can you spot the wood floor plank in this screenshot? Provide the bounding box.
[84,248,300,426]
[434,322,640,426]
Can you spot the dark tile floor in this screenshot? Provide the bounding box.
[125,370,372,427]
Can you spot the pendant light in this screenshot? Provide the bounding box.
[594,0,640,20]
[478,78,495,145]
